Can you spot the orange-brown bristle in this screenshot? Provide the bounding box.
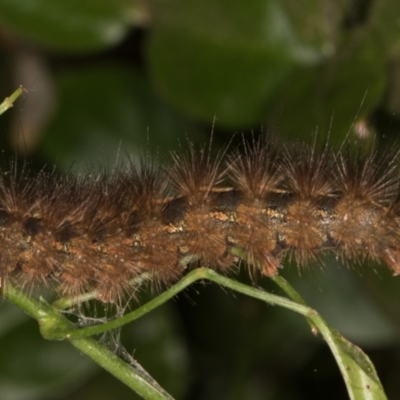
[227,136,281,200]
[281,142,335,265]
[283,142,334,199]
[169,142,226,203]
[0,138,400,305]
[168,144,233,271]
[334,147,399,203]
[329,148,399,267]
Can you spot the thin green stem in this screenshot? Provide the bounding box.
[230,246,319,332]
[201,270,387,399]
[61,269,209,338]
[4,266,387,399]
[270,274,319,333]
[202,269,312,315]
[270,274,307,305]
[3,283,174,400]
[65,268,312,339]
[0,86,25,116]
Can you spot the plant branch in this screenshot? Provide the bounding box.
[0,86,25,116]
[4,266,388,400]
[3,282,174,400]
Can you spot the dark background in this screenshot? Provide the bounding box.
[0,1,400,399]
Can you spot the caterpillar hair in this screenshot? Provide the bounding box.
[0,136,399,305]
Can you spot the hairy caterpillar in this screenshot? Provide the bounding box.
[0,136,399,305]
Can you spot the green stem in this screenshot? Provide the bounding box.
[3,283,173,400]
[230,246,318,332]
[64,268,312,339]
[60,269,209,338]
[4,267,387,400]
[270,274,307,305]
[0,86,25,116]
[270,274,319,333]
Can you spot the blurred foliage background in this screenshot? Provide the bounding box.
[0,0,400,399]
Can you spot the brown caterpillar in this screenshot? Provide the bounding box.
[0,137,399,304]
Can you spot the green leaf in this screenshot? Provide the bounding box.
[370,0,400,54]
[265,28,386,145]
[147,0,336,128]
[282,0,348,53]
[39,65,197,169]
[320,326,387,400]
[0,0,135,51]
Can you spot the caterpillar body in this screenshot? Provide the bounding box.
[0,137,399,304]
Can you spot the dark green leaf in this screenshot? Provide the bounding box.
[39,65,197,169]
[0,0,134,51]
[148,0,336,127]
